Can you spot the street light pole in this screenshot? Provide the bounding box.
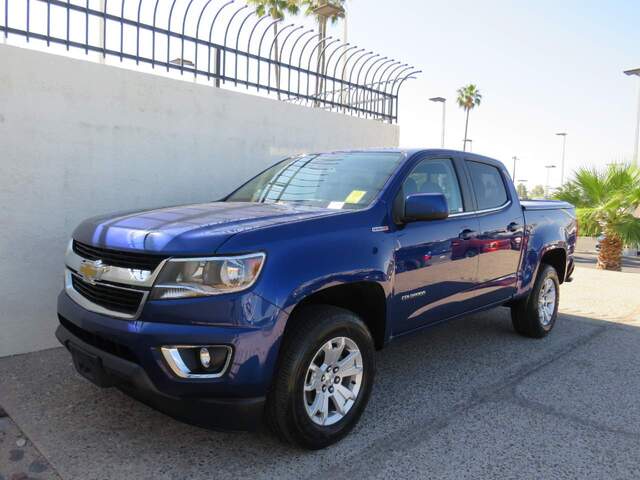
[624,68,640,166]
[429,97,446,148]
[512,156,518,180]
[544,165,556,199]
[556,132,567,184]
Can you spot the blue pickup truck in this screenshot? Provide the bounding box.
[57,149,576,449]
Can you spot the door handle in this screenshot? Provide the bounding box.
[507,222,520,232]
[458,229,476,240]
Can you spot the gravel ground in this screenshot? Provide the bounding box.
[1,266,639,480]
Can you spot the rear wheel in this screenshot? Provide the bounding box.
[511,265,559,338]
[266,305,375,449]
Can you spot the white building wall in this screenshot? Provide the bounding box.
[0,44,399,356]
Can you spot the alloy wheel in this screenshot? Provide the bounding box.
[538,277,556,326]
[303,337,364,426]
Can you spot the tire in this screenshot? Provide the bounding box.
[511,265,560,338]
[266,305,375,449]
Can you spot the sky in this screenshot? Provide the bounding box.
[2,0,639,190]
[328,0,640,189]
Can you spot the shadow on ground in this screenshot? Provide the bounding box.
[573,253,640,273]
[1,307,639,480]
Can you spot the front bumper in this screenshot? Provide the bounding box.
[56,290,288,431]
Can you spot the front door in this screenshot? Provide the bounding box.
[392,156,481,335]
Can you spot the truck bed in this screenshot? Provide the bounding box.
[520,199,574,211]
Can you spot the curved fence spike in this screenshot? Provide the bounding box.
[340,47,364,83]
[366,58,395,115]
[234,10,256,85]
[135,0,144,64]
[359,56,387,115]
[377,62,406,117]
[386,65,413,94]
[390,71,421,121]
[306,37,336,100]
[102,0,108,57]
[345,51,373,112]
[391,70,422,96]
[382,65,412,118]
[315,39,341,99]
[257,18,283,92]
[278,25,304,64]
[330,45,357,107]
[151,0,162,68]
[268,24,295,94]
[179,0,197,75]
[287,29,314,94]
[208,0,235,81]
[120,0,126,61]
[325,42,349,77]
[354,54,381,116]
[246,15,271,88]
[296,32,322,98]
[166,0,179,72]
[222,4,248,81]
[194,0,216,77]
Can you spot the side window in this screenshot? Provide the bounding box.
[467,161,508,210]
[402,158,464,214]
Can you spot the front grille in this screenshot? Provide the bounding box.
[71,274,144,315]
[59,315,138,364]
[73,240,165,271]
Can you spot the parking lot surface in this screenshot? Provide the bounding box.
[1,267,639,480]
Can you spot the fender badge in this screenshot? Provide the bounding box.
[401,290,426,301]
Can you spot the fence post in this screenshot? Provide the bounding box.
[215,47,221,87]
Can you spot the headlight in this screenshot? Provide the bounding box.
[150,253,265,300]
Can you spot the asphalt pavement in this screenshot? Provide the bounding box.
[1,267,639,480]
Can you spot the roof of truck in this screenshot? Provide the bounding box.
[316,148,507,169]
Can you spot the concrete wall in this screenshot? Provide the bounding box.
[0,44,399,357]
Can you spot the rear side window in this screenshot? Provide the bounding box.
[403,158,464,213]
[467,161,508,210]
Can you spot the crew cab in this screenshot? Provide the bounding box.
[56,149,576,449]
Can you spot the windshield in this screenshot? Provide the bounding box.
[226,152,404,210]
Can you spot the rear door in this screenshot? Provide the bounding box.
[391,154,481,334]
[464,159,524,304]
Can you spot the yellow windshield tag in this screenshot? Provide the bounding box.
[345,190,367,204]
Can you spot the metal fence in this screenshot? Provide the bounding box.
[0,0,420,123]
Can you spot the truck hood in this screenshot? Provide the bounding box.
[73,201,339,255]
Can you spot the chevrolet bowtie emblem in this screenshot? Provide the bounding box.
[78,259,109,284]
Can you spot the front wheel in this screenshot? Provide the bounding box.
[511,265,560,338]
[266,305,375,449]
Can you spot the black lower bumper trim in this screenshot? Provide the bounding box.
[56,324,265,432]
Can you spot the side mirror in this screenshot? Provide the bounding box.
[403,193,449,222]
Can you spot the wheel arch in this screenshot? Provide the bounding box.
[540,247,567,284]
[285,281,388,350]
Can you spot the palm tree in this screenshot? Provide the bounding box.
[554,164,640,271]
[456,84,482,151]
[247,0,299,98]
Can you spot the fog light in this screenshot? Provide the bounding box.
[199,347,211,368]
[160,345,232,379]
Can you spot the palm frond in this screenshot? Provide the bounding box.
[561,163,640,245]
[610,214,640,246]
[456,84,482,111]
